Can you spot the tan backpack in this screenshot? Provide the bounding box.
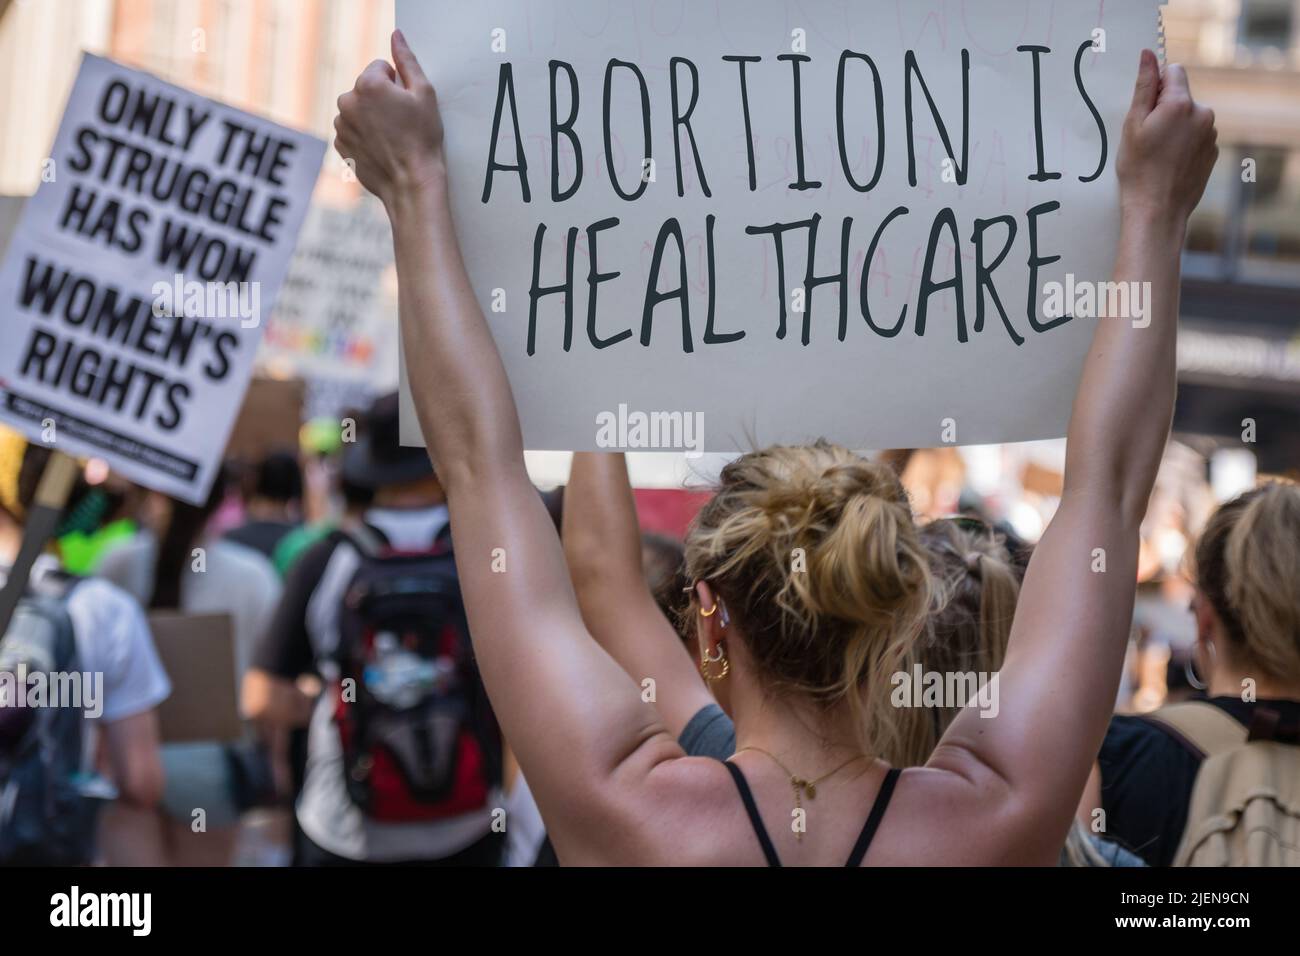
[1146,702,1300,867]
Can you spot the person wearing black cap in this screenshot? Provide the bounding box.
[243,393,503,866]
[225,450,305,561]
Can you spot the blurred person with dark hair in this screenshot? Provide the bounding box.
[244,393,503,866]
[268,416,375,578]
[96,468,282,865]
[225,450,304,560]
[271,474,374,578]
[0,432,170,865]
[55,473,152,576]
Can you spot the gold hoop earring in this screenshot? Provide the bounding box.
[700,644,729,682]
[700,603,719,617]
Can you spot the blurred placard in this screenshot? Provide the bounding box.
[225,376,304,461]
[148,611,241,744]
[260,200,395,384]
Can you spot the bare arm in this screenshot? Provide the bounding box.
[241,669,314,728]
[926,53,1218,859]
[335,33,683,857]
[92,708,168,865]
[563,453,715,737]
[100,708,164,808]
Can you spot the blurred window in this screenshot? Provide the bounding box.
[1238,0,1294,51]
[1184,145,1300,287]
[1240,146,1300,282]
[1184,147,1238,274]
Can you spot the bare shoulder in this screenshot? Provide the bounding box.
[549,740,1065,866]
[866,746,1060,866]
[550,749,760,866]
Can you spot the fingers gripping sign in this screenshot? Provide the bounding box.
[1117,51,1219,225]
[333,30,446,203]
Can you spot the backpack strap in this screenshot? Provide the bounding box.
[342,520,452,558]
[341,523,386,559]
[1246,707,1300,745]
[432,519,454,554]
[1143,702,1248,759]
[28,566,80,603]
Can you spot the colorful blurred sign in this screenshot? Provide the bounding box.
[259,199,395,383]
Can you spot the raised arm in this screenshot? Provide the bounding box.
[563,453,715,737]
[926,52,1218,858]
[334,33,683,857]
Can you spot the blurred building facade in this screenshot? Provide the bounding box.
[1166,0,1300,475]
[0,0,390,200]
[0,0,400,416]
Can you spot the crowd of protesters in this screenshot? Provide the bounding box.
[2,37,1298,867]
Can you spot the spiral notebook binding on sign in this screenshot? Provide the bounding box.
[1157,6,1167,65]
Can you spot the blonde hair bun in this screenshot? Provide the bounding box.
[685,441,933,759]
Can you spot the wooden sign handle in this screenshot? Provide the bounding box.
[0,450,79,635]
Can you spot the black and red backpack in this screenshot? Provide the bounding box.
[332,525,499,823]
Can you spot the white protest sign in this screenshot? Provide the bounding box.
[0,55,325,503]
[396,0,1163,455]
[260,199,395,384]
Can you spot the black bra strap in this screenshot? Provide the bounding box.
[845,767,901,867]
[722,760,782,867]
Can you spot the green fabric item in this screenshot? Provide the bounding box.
[272,520,337,576]
[59,518,138,575]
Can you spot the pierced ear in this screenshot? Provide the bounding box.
[1193,592,1222,643]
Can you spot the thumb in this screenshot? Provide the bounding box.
[392,29,429,90]
[1157,63,1192,107]
[1128,49,1159,121]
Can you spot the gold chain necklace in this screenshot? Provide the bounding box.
[732,746,869,840]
